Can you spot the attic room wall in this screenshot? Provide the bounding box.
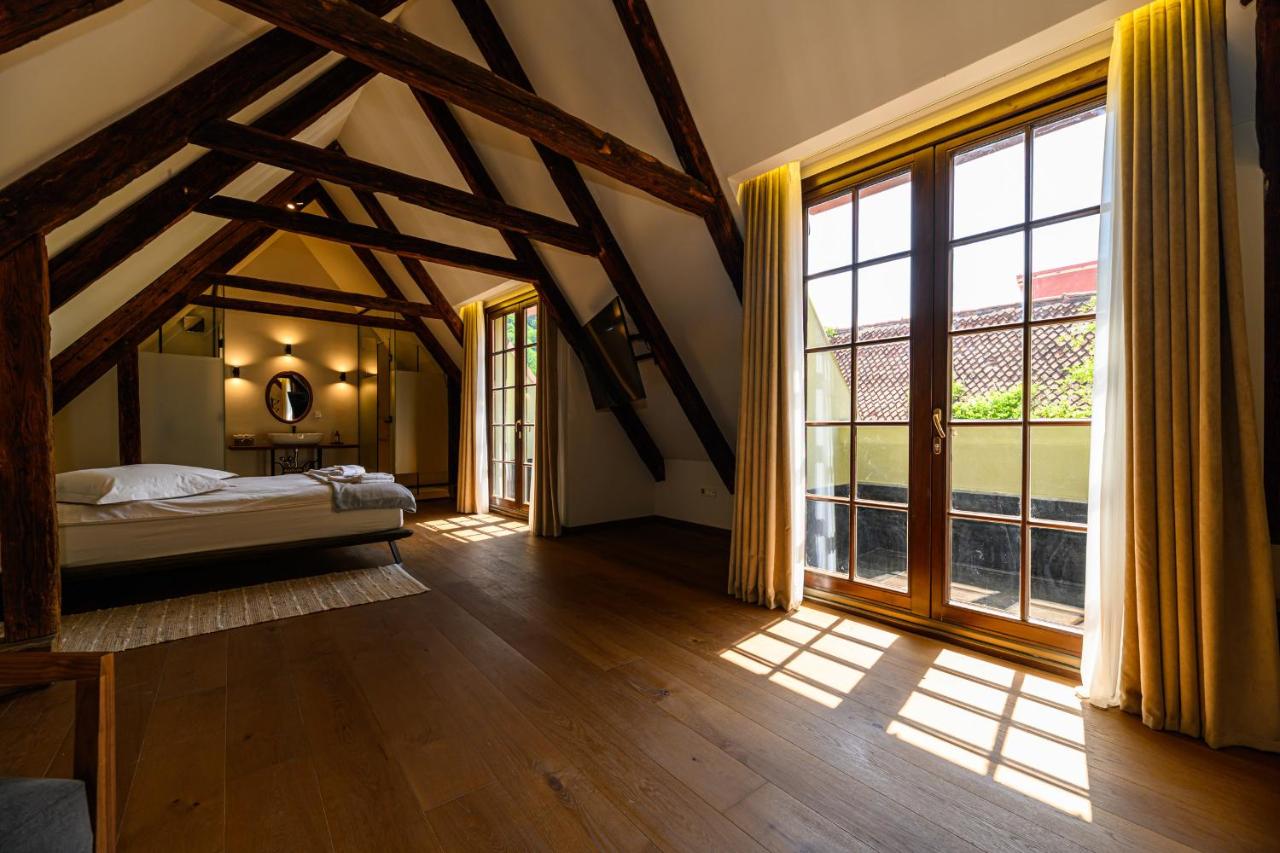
[350,0,1131,530]
[221,233,362,475]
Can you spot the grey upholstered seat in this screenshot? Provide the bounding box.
[0,777,93,853]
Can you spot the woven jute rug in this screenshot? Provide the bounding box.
[50,564,427,653]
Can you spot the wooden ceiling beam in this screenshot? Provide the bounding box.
[1,1,125,54]
[345,185,464,344]
[196,195,534,281]
[611,0,744,299]
[312,188,461,384]
[52,174,317,413]
[213,0,715,217]
[191,294,416,332]
[199,272,440,318]
[444,0,735,490]
[49,59,377,311]
[414,93,666,482]
[0,0,401,257]
[195,120,599,255]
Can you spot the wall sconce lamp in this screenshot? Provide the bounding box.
[338,371,348,382]
[230,365,241,378]
[283,343,293,356]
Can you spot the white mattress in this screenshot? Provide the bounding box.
[58,474,402,568]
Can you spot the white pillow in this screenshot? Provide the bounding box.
[56,464,235,505]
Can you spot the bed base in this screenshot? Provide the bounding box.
[61,527,413,580]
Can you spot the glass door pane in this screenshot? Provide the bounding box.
[939,103,1101,638]
[804,167,915,603]
[487,298,539,515]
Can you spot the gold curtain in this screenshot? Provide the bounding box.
[530,308,561,536]
[456,301,489,514]
[1113,0,1279,750]
[729,163,803,610]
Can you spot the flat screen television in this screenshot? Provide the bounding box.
[583,298,645,410]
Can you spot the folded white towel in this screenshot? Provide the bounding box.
[311,464,365,478]
[306,468,394,485]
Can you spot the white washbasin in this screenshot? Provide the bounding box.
[267,432,325,446]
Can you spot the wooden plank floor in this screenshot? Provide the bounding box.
[3,504,1278,851]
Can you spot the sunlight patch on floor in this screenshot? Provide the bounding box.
[418,514,526,542]
[720,607,891,709]
[718,605,1092,821]
[890,650,1092,821]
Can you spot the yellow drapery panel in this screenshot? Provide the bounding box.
[1113,0,1279,749]
[729,162,802,610]
[456,301,488,514]
[530,309,561,537]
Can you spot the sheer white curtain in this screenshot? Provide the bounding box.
[1079,41,1127,707]
[456,301,489,514]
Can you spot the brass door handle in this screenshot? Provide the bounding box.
[932,408,946,455]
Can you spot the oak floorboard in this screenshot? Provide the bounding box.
[276,612,443,853]
[0,507,1276,852]
[117,686,226,853]
[725,782,871,853]
[368,597,656,851]
[416,525,1051,853]
[401,572,768,851]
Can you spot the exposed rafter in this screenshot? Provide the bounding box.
[346,186,463,344]
[611,0,744,299]
[0,0,401,257]
[410,93,666,482]
[443,0,736,490]
[196,195,534,281]
[53,174,318,413]
[194,120,599,255]
[0,1,124,55]
[192,294,416,332]
[199,272,440,318]
[312,189,462,384]
[214,0,715,216]
[49,59,377,311]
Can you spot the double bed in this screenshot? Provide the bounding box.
[59,473,410,576]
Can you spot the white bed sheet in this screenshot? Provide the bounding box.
[58,475,403,568]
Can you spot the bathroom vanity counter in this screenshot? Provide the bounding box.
[228,443,360,474]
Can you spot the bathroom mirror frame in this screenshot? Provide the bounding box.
[265,370,314,424]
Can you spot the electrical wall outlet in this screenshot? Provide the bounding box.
[700,487,718,498]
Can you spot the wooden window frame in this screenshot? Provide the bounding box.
[485,290,539,517]
[802,64,1107,661]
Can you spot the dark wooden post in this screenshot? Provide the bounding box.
[117,348,142,466]
[0,234,60,644]
[1258,0,1280,541]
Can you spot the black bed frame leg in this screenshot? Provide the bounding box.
[388,540,402,564]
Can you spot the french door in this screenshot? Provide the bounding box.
[487,295,538,516]
[803,91,1104,654]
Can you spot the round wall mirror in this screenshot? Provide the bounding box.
[265,371,313,423]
